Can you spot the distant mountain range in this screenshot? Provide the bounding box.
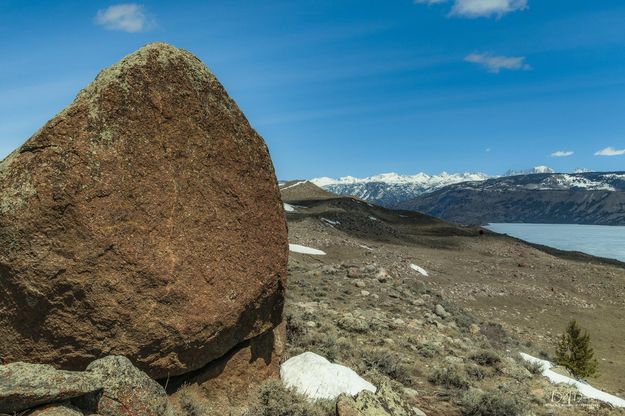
[311,172,490,207]
[504,166,554,176]
[310,169,625,225]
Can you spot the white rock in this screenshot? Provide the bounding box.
[280,352,376,400]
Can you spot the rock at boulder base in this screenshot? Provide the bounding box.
[28,403,84,416]
[0,362,100,413]
[78,356,175,416]
[0,42,288,379]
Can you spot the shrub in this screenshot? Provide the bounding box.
[286,313,342,361]
[479,322,508,347]
[428,366,470,390]
[246,379,334,416]
[362,349,414,386]
[309,333,340,362]
[465,364,486,381]
[462,390,524,416]
[522,360,544,375]
[555,320,598,379]
[470,350,501,367]
[416,343,439,358]
[337,316,370,333]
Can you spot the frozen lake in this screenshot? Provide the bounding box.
[485,223,625,263]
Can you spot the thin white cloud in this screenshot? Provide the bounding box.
[451,0,528,18]
[551,150,574,157]
[594,147,625,156]
[414,0,527,18]
[465,53,531,73]
[95,4,153,33]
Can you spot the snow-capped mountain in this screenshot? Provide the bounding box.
[310,172,491,207]
[504,166,555,176]
[309,168,624,223]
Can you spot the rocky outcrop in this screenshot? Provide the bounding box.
[336,382,426,416]
[0,42,288,379]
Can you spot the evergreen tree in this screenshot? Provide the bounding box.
[555,320,598,379]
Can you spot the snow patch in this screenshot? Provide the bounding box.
[289,244,326,256]
[538,175,616,191]
[410,264,429,276]
[281,352,376,400]
[281,181,307,191]
[321,217,340,226]
[520,353,625,408]
[368,216,379,221]
[283,203,296,212]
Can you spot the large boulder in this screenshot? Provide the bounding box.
[0,43,288,379]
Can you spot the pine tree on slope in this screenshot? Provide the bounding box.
[555,320,598,379]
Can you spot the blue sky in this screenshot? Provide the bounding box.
[1,0,625,179]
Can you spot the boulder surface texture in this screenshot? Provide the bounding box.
[0,42,288,379]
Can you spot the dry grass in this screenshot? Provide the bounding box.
[173,384,215,416]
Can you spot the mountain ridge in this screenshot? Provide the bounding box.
[311,171,491,207]
[399,171,625,225]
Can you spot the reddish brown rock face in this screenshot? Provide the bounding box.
[0,43,288,379]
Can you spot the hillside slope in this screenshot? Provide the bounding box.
[284,192,625,409]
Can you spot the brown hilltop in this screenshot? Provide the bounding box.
[0,42,288,380]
